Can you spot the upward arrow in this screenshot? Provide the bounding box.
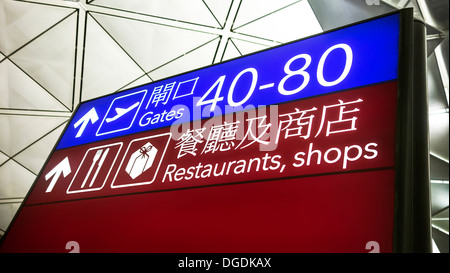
[73,107,99,138]
[45,157,71,193]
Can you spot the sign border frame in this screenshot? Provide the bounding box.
[0,8,431,253]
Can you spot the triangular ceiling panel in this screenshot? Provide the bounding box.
[222,37,271,64]
[428,37,444,57]
[14,121,67,175]
[222,39,242,61]
[430,154,449,181]
[433,208,449,223]
[90,0,221,28]
[232,0,298,29]
[91,12,219,73]
[234,0,322,43]
[0,160,36,199]
[427,54,448,111]
[429,112,449,161]
[0,0,74,55]
[431,185,449,216]
[81,14,148,101]
[0,150,8,166]
[0,114,67,157]
[9,11,77,111]
[0,203,20,235]
[232,39,269,55]
[148,37,220,81]
[203,0,233,27]
[117,74,152,93]
[0,59,69,111]
[307,0,395,31]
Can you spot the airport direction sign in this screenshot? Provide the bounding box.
[1,12,411,253]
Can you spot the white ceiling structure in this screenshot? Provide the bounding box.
[0,0,448,252]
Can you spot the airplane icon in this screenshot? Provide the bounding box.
[105,102,140,123]
[96,90,147,136]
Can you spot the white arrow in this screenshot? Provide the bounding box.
[73,107,99,138]
[45,157,71,193]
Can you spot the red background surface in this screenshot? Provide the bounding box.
[1,170,394,253]
[0,82,397,252]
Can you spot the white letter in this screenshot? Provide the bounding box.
[139,111,153,127]
[343,145,362,169]
[324,147,342,164]
[293,152,306,167]
[364,143,378,159]
[162,164,177,182]
[307,142,322,166]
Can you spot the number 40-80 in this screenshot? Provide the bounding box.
[196,43,353,112]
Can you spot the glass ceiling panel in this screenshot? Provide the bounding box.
[0,0,74,55]
[234,0,322,43]
[90,0,223,28]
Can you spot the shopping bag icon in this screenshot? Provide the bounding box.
[125,142,158,179]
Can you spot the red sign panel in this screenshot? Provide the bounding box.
[1,81,397,252]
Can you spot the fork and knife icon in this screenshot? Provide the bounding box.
[80,148,110,188]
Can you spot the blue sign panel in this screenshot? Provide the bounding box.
[57,13,399,150]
